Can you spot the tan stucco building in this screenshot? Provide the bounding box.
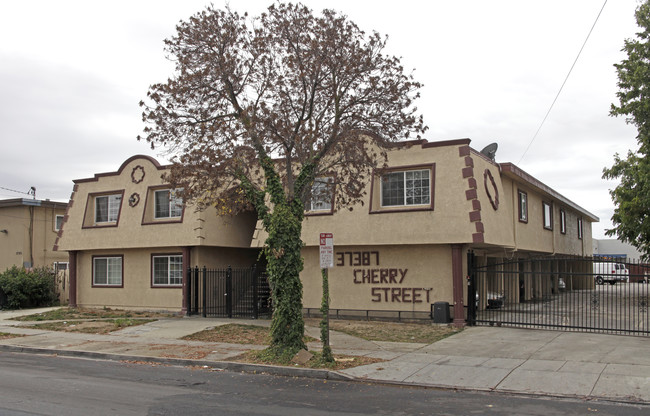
[56,138,597,323]
[0,198,69,271]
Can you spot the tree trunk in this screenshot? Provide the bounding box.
[265,202,306,354]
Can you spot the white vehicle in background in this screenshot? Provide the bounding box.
[593,262,629,285]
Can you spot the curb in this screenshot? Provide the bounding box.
[1,344,649,406]
[0,344,353,381]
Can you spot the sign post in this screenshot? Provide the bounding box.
[319,233,334,362]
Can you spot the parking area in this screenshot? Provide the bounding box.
[469,256,650,336]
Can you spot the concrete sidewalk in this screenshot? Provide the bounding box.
[0,307,649,404]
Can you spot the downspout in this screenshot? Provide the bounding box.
[28,206,34,268]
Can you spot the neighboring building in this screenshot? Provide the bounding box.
[0,198,69,271]
[594,238,644,262]
[56,138,598,322]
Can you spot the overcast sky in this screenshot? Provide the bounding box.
[0,0,642,239]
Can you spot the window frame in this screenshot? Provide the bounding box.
[306,177,335,215]
[92,255,124,288]
[83,190,125,229]
[55,214,64,231]
[151,254,183,288]
[53,262,68,272]
[369,163,435,214]
[518,190,528,223]
[95,194,122,223]
[141,186,185,225]
[542,201,553,231]
[578,217,583,240]
[559,209,567,235]
[154,189,183,219]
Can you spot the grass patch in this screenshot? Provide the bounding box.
[235,348,384,370]
[28,319,156,334]
[307,318,462,343]
[0,332,24,340]
[12,307,176,321]
[182,324,317,345]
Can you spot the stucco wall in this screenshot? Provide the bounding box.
[300,142,476,247]
[58,156,256,251]
[75,248,184,311]
[301,244,454,312]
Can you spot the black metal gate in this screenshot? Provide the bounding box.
[467,253,650,336]
[187,265,272,318]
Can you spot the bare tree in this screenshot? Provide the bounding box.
[139,2,426,356]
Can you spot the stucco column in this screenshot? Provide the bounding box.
[451,244,466,328]
[68,251,77,308]
[181,246,191,315]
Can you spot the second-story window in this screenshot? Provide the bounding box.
[310,178,333,211]
[518,190,528,223]
[154,189,183,219]
[560,209,567,234]
[95,194,121,223]
[578,217,583,239]
[381,169,430,207]
[543,201,553,230]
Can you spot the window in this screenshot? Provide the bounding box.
[95,194,121,223]
[381,169,430,207]
[154,189,183,219]
[560,209,566,234]
[543,201,553,230]
[152,255,183,286]
[55,215,64,231]
[310,178,333,211]
[578,218,583,239]
[53,262,68,272]
[93,256,123,286]
[518,190,528,223]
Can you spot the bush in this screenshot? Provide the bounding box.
[0,266,58,310]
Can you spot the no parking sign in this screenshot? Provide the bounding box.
[319,233,333,269]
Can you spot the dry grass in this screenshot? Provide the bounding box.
[307,318,462,343]
[232,349,384,370]
[183,324,272,344]
[12,307,176,321]
[0,332,23,340]
[28,319,156,334]
[182,324,317,345]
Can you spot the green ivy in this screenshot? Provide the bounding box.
[237,155,315,358]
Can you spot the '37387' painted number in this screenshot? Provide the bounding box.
[335,251,379,267]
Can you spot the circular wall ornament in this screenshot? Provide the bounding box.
[131,165,145,184]
[484,169,499,210]
[128,192,140,207]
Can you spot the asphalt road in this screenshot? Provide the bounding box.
[0,352,647,416]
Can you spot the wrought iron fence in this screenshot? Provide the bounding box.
[187,265,271,319]
[467,253,650,336]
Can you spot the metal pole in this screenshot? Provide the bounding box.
[202,266,207,318]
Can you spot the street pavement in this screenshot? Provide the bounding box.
[0,307,649,405]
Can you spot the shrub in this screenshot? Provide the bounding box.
[0,266,58,310]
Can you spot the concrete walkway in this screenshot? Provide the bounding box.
[0,307,649,404]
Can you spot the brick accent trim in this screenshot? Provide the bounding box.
[460,152,485,243]
[53,184,78,252]
[469,210,482,222]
